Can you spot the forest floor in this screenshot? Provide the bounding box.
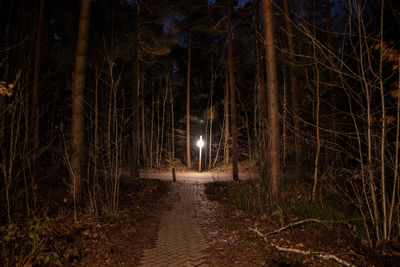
[10,166,400,266]
[45,176,281,266]
[38,179,172,266]
[202,182,360,266]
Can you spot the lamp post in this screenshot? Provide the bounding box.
[197,135,204,172]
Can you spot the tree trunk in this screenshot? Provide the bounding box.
[311,0,320,201]
[205,116,209,168]
[378,0,387,240]
[32,0,45,162]
[159,85,167,167]
[150,83,154,168]
[262,0,280,195]
[168,73,175,163]
[71,0,91,202]
[283,0,302,180]
[141,70,147,167]
[156,86,160,167]
[186,33,192,168]
[132,3,140,178]
[227,0,239,181]
[312,43,320,201]
[93,67,99,215]
[224,66,230,166]
[209,69,213,170]
[282,66,287,166]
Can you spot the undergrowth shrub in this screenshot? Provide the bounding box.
[0,217,57,266]
[222,179,367,240]
[227,181,270,215]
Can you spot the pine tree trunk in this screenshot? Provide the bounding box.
[227,0,239,181]
[262,0,280,195]
[224,67,230,166]
[71,0,91,201]
[150,83,154,168]
[186,34,192,168]
[156,87,160,167]
[209,72,213,170]
[208,55,214,169]
[159,86,167,167]
[169,73,175,163]
[312,0,320,201]
[282,66,287,166]
[312,41,320,201]
[141,71,147,167]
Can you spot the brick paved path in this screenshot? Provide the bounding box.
[141,182,209,267]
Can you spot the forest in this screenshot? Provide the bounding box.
[1,0,400,265]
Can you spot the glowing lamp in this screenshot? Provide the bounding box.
[197,136,204,148]
[197,136,204,172]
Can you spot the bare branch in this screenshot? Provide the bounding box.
[249,227,356,267]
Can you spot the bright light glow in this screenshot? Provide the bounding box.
[197,136,204,148]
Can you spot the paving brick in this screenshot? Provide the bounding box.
[141,182,209,266]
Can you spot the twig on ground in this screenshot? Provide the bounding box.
[249,227,355,267]
[266,218,327,234]
[266,218,362,235]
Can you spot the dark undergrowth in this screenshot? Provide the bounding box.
[0,178,170,266]
[206,177,364,236]
[205,177,400,266]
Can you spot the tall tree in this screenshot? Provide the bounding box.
[186,33,192,168]
[168,71,175,164]
[71,0,91,200]
[141,70,147,167]
[283,0,302,179]
[208,56,214,170]
[132,3,140,179]
[311,0,321,200]
[262,0,280,195]
[224,66,230,165]
[227,0,239,181]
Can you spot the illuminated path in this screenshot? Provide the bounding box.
[140,172,257,266]
[139,171,258,183]
[140,182,209,266]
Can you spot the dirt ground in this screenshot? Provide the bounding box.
[32,177,400,266]
[197,183,276,266]
[201,182,400,267]
[39,179,172,266]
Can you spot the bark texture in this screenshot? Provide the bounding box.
[186,34,192,168]
[71,0,91,198]
[224,66,230,166]
[262,0,280,195]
